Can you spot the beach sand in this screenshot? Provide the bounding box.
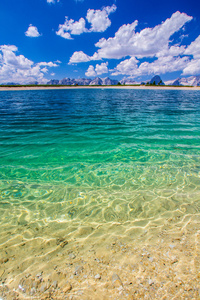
[0,215,199,299]
[0,85,200,92]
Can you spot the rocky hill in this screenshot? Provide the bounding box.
[120,78,140,85]
[47,77,119,86]
[1,75,200,87]
[149,75,165,85]
[169,76,200,86]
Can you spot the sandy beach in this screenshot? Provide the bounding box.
[0,85,200,92]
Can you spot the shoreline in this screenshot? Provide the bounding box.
[0,85,200,91]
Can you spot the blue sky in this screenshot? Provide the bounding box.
[0,0,200,83]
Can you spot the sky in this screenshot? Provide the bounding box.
[0,0,200,84]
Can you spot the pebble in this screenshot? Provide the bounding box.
[52,280,58,289]
[74,265,83,275]
[40,283,48,293]
[18,285,25,292]
[148,257,154,262]
[95,274,101,279]
[30,287,36,295]
[63,282,72,293]
[69,253,76,259]
[148,279,154,286]
[112,273,123,288]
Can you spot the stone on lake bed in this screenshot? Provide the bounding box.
[95,274,101,279]
[52,280,58,288]
[63,282,72,293]
[74,265,83,275]
[112,273,123,288]
[69,253,76,259]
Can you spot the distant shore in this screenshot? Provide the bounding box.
[0,85,200,91]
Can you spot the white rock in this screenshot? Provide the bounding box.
[95,274,101,279]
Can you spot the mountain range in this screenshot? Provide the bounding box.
[1,75,200,86]
[47,77,119,86]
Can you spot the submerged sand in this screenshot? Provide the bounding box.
[0,85,200,91]
[0,215,199,299]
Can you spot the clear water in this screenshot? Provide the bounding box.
[0,89,200,242]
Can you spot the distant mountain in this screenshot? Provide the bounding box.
[2,75,200,87]
[59,78,76,85]
[27,81,39,85]
[89,77,104,85]
[101,77,118,85]
[1,82,20,86]
[164,79,175,86]
[47,79,60,85]
[120,78,140,85]
[47,77,118,86]
[149,75,165,85]
[75,78,92,85]
[169,76,200,86]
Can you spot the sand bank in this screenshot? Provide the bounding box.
[0,85,200,91]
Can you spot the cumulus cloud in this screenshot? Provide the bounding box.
[95,62,108,74]
[184,35,200,59]
[57,5,116,39]
[112,55,190,77]
[0,45,59,84]
[85,62,108,77]
[56,17,87,39]
[182,59,200,75]
[69,51,91,63]
[47,0,59,4]
[37,61,59,67]
[86,4,117,32]
[93,11,192,60]
[85,65,96,77]
[25,25,41,37]
[69,10,200,78]
[69,51,100,64]
[111,57,139,76]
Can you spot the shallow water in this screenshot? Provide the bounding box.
[0,88,200,246]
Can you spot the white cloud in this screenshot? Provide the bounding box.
[69,51,91,63]
[112,55,190,77]
[41,67,48,73]
[93,11,192,60]
[37,61,59,67]
[69,51,101,64]
[85,65,96,77]
[47,0,59,4]
[56,17,87,39]
[182,59,200,75]
[95,62,108,75]
[111,57,139,76]
[85,62,108,77]
[0,45,59,84]
[25,25,41,37]
[57,5,117,40]
[86,4,117,32]
[156,45,186,57]
[184,35,200,59]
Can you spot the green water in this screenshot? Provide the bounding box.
[0,89,200,236]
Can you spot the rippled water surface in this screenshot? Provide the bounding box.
[0,88,200,239]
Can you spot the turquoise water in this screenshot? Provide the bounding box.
[0,89,200,239]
